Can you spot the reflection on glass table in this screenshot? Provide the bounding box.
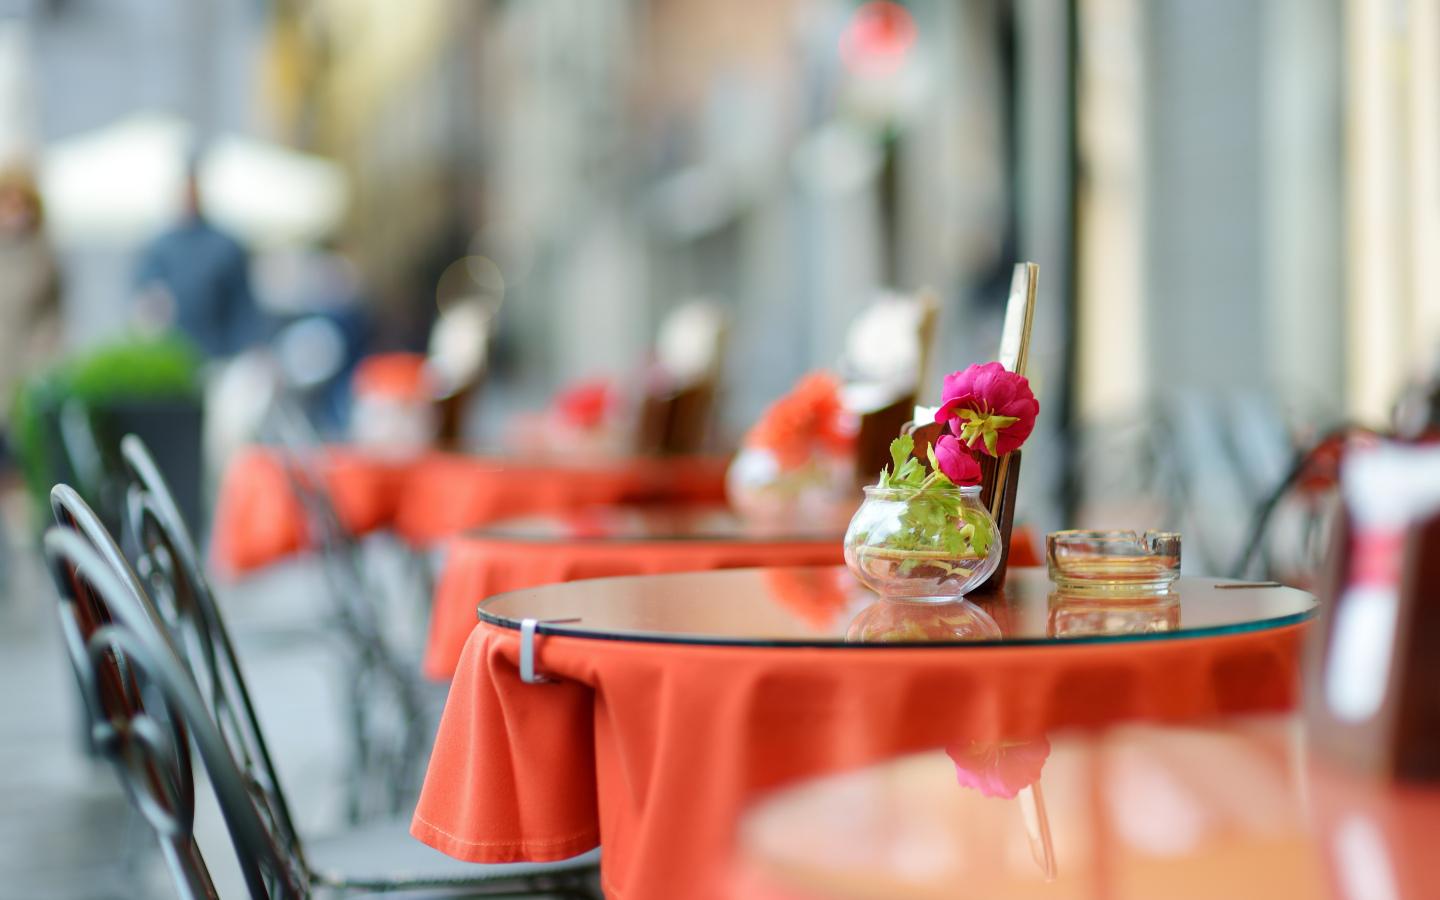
[845,598,1002,643]
[736,716,1440,900]
[473,504,850,543]
[1047,588,1181,638]
[478,567,1316,647]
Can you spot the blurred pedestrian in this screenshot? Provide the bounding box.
[0,165,61,428]
[135,165,265,359]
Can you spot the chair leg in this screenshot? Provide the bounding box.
[343,661,371,823]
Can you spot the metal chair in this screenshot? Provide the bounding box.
[51,483,601,898]
[260,399,438,820]
[43,527,306,899]
[116,434,601,892]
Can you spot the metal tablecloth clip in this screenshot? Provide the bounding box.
[519,617,581,684]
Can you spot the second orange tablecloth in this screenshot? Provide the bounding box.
[209,448,731,574]
[391,454,732,545]
[210,447,410,575]
[412,614,1308,900]
[422,537,845,679]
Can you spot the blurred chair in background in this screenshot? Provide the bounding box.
[637,299,728,456]
[843,290,938,486]
[347,352,438,459]
[428,293,495,450]
[1231,427,1364,586]
[342,296,494,455]
[262,397,436,821]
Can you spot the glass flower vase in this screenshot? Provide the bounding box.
[843,483,1002,602]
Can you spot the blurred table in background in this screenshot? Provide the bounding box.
[731,715,1440,900]
[391,452,729,544]
[209,446,730,574]
[422,506,848,679]
[412,568,1314,900]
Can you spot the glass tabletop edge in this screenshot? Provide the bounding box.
[474,606,1318,649]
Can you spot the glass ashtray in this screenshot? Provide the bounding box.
[1046,530,1181,593]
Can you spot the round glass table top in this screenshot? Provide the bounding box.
[477,566,1316,647]
[473,505,849,543]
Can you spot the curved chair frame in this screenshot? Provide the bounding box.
[113,436,600,897]
[119,436,308,869]
[44,527,305,899]
[260,399,432,819]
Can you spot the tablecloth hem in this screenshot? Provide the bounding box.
[409,815,600,864]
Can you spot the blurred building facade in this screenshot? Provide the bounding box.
[7,0,1440,549]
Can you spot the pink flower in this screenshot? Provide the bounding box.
[945,736,1052,799]
[934,434,982,486]
[934,362,1039,457]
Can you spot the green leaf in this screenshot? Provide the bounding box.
[960,507,995,557]
[889,434,914,474]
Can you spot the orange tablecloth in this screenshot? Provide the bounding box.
[211,448,410,576]
[422,537,845,680]
[209,448,731,574]
[412,606,1308,900]
[391,454,731,545]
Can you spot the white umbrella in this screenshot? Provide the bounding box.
[39,112,347,248]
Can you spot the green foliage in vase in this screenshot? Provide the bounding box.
[865,435,993,564]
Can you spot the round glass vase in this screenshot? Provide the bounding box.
[843,483,1002,602]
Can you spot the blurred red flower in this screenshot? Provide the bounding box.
[353,352,433,400]
[553,379,616,430]
[746,372,855,468]
[935,362,1039,457]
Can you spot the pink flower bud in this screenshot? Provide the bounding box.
[934,434,982,486]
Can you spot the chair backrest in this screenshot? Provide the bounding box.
[262,396,388,644]
[50,482,148,605]
[843,291,939,484]
[259,397,431,818]
[428,297,496,449]
[42,526,305,899]
[637,301,728,455]
[119,435,306,868]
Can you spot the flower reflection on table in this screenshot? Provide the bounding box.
[764,567,857,630]
[845,596,1002,643]
[945,735,1056,880]
[1047,588,1181,638]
